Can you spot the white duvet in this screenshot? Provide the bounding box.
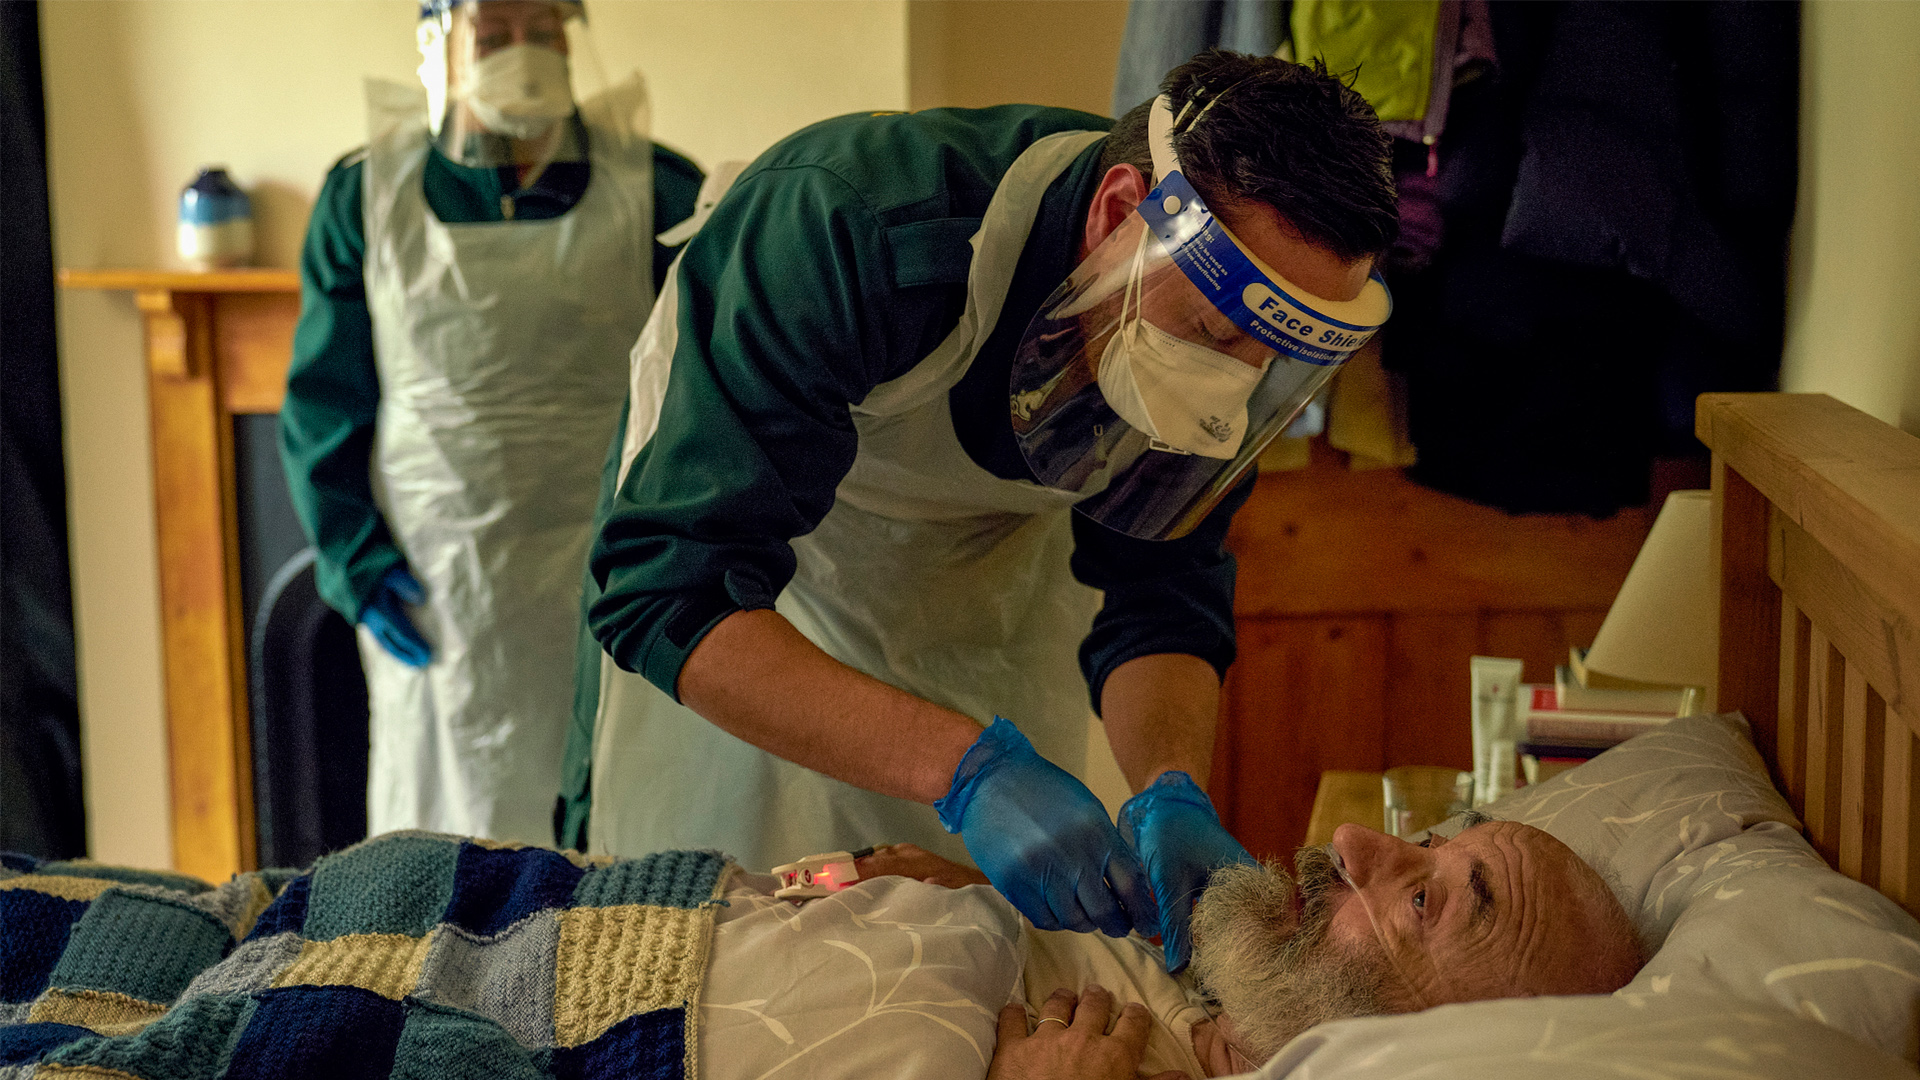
[697,871,1212,1080]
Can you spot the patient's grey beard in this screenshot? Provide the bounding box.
[1187,846,1395,1063]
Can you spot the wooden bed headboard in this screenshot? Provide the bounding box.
[1700,393,1920,919]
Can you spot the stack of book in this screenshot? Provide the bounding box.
[1519,649,1703,784]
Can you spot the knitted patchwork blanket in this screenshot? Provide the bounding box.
[0,832,730,1080]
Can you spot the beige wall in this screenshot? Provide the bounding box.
[1781,1,1920,436]
[43,0,914,867]
[908,0,1126,113]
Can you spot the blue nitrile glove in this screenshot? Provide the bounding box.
[359,565,433,668]
[934,718,1158,938]
[1119,770,1255,973]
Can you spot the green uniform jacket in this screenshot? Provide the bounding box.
[280,132,703,621]
[566,107,1253,841]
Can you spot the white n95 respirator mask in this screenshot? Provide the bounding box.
[1095,231,1270,460]
[462,44,574,139]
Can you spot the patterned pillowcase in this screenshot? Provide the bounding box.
[1255,715,1920,1079]
[1476,713,1920,1062]
[1259,992,1919,1080]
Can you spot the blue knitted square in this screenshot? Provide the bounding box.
[388,1001,546,1080]
[305,835,460,941]
[0,888,87,1001]
[445,844,584,937]
[570,851,726,910]
[548,1007,684,1080]
[0,1021,95,1066]
[243,874,310,943]
[48,890,231,1005]
[222,985,406,1080]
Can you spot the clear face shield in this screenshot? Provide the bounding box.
[1010,97,1392,541]
[416,0,644,170]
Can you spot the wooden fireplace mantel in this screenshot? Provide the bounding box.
[61,268,300,882]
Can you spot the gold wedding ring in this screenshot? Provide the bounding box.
[1035,1016,1070,1030]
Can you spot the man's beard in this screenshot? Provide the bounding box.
[1187,846,1396,1063]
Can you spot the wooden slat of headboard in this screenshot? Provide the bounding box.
[1806,628,1846,865]
[1777,600,1811,813]
[1885,721,1919,912]
[1839,664,1885,885]
[1712,462,1782,757]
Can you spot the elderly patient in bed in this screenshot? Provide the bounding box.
[0,813,1642,1079]
[853,809,1642,1080]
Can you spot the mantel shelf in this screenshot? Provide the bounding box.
[60,268,299,293]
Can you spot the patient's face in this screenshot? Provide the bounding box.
[1189,818,1641,1063]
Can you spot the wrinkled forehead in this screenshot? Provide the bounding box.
[1459,820,1605,910]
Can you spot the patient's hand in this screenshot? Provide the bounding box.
[855,843,990,888]
[988,986,1184,1080]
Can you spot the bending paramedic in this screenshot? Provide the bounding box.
[564,50,1399,970]
[279,0,701,844]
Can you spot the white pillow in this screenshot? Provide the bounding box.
[1255,713,1920,1078]
[1255,992,1919,1079]
[1487,713,1920,1061]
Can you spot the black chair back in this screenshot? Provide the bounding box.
[249,548,368,868]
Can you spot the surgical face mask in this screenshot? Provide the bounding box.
[461,44,574,140]
[1096,231,1268,460]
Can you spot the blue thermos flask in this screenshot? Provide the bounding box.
[177,166,253,269]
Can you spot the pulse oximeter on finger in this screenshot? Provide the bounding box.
[770,846,876,900]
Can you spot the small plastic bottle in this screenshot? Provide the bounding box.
[177,166,253,269]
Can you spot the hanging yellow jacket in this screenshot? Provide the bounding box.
[1290,0,1443,124]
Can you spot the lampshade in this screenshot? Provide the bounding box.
[1584,490,1716,690]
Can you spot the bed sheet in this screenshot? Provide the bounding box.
[698,871,1210,1080]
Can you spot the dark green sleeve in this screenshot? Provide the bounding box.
[1070,470,1256,715]
[588,165,924,698]
[278,154,405,620]
[650,142,702,293]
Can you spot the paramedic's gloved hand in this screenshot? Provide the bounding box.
[1119,770,1254,973]
[360,565,433,668]
[935,718,1157,938]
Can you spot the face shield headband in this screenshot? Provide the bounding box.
[1009,94,1392,541]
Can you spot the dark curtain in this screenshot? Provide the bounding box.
[1,0,86,858]
[1110,0,1800,516]
[1387,1,1800,515]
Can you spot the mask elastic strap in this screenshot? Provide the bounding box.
[1118,225,1151,347]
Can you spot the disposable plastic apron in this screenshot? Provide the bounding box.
[361,81,653,844]
[589,130,1107,871]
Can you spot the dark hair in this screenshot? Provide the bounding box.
[1100,50,1398,262]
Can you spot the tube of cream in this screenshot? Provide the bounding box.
[1469,656,1525,807]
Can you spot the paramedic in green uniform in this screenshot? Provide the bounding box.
[568,50,1399,970]
[279,0,700,846]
